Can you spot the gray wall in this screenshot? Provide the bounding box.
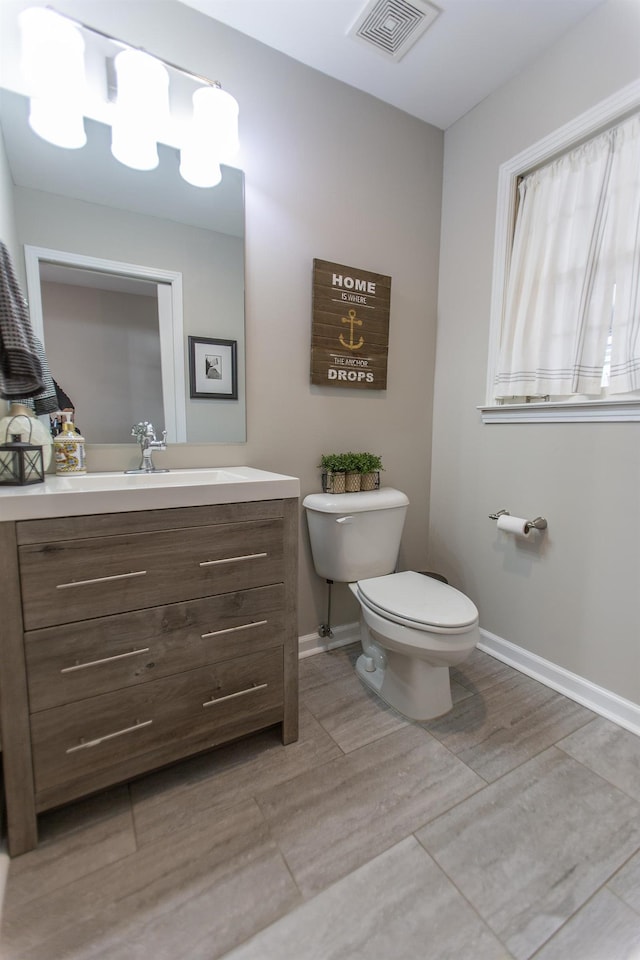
[0,123,18,275]
[5,0,442,639]
[431,0,640,707]
[2,0,637,713]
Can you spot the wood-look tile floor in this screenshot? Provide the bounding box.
[2,645,640,959]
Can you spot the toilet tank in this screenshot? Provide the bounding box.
[303,488,409,582]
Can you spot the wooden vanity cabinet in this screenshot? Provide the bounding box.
[0,498,298,856]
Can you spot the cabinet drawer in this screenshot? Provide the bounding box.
[26,584,285,712]
[19,519,284,629]
[31,648,284,796]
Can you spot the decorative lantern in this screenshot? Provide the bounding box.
[0,420,45,486]
[0,403,53,470]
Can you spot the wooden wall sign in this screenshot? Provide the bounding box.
[311,259,391,390]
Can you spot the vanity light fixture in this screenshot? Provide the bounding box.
[18,7,87,149]
[17,6,239,188]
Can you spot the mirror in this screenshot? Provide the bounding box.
[0,87,246,443]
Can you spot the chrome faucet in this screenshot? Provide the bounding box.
[126,421,169,474]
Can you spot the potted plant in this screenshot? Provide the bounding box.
[319,453,346,494]
[319,452,384,493]
[343,451,362,492]
[357,452,383,490]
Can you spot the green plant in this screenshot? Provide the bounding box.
[356,452,383,474]
[319,453,346,473]
[319,452,384,474]
[342,451,362,474]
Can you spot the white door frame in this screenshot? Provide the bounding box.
[24,245,187,443]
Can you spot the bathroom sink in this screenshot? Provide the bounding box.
[0,466,300,521]
[56,467,253,488]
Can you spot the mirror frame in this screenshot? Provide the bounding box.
[24,245,187,443]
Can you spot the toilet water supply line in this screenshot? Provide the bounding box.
[318,579,334,639]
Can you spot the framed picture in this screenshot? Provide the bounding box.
[188,336,238,400]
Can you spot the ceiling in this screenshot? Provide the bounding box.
[179,0,604,129]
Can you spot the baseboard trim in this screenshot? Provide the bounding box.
[479,628,640,737]
[298,622,360,659]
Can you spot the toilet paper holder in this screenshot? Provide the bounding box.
[489,509,548,533]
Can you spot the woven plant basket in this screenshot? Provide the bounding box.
[324,471,346,494]
[360,471,379,491]
[345,472,361,492]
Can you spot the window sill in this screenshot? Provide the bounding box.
[479,400,640,423]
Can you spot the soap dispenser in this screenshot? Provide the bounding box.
[54,413,86,475]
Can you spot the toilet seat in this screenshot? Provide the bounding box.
[356,570,478,635]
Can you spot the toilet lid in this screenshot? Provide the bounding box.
[357,570,478,630]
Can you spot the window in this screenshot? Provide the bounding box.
[482,80,640,424]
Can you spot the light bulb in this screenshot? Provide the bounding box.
[19,7,86,149]
[111,49,169,171]
[179,150,223,189]
[179,85,239,188]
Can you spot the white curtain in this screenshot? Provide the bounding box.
[495,112,640,399]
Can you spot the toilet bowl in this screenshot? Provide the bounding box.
[350,571,479,720]
[303,488,479,721]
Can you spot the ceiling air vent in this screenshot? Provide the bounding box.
[349,0,440,62]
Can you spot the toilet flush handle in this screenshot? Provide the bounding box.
[336,516,353,524]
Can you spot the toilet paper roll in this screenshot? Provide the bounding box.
[497,514,530,537]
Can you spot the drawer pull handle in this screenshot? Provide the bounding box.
[202,682,268,708]
[56,570,148,590]
[201,620,268,640]
[66,719,153,753]
[199,552,268,567]
[61,647,151,674]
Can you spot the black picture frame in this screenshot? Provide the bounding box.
[188,336,238,400]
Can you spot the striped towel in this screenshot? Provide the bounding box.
[0,240,45,399]
[15,337,59,414]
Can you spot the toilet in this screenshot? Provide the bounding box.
[303,487,479,720]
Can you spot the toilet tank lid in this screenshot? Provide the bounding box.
[303,488,409,514]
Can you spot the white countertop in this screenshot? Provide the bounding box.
[0,467,300,521]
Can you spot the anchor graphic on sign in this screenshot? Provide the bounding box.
[339,309,364,351]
